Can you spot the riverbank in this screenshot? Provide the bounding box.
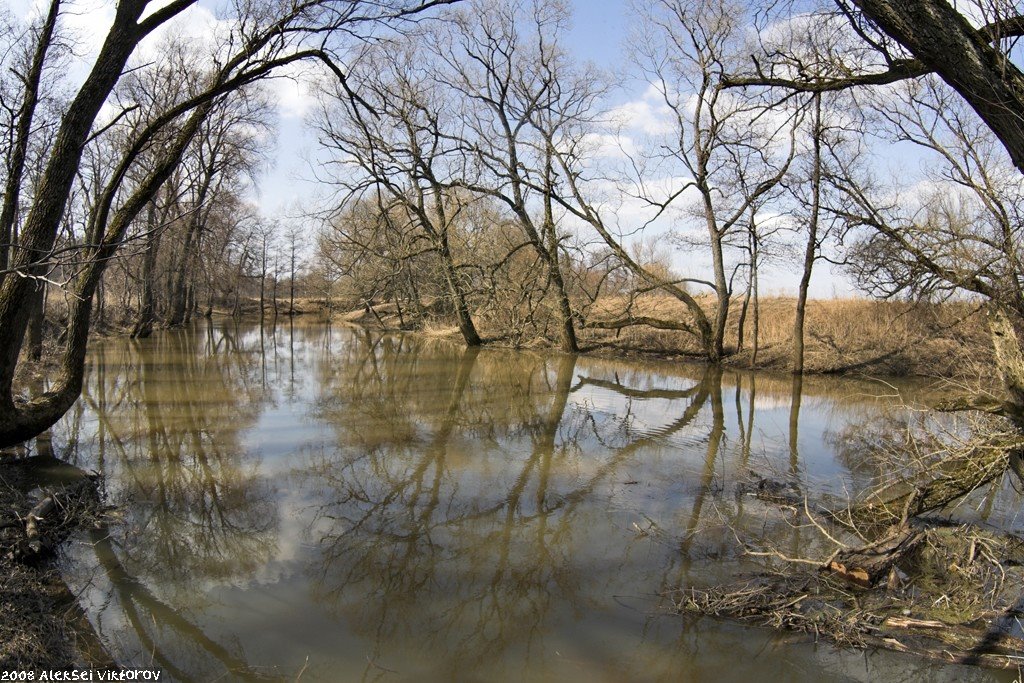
[67,292,993,381]
[0,455,114,670]
[326,294,993,380]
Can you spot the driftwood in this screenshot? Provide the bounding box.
[676,572,1024,669]
[711,462,1024,669]
[737,477,804,507]
[1,458,113,670]
[823,525,925,588]
[24,493,57,555]
[847,439,1015,528]
[8,476,100,562]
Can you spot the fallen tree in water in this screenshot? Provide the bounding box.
[841,430,1020,531]
[676,523,1024,669]
[676,414,1024,669]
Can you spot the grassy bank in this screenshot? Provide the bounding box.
[327,294,992,380]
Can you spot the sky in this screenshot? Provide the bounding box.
[9,0,861,298]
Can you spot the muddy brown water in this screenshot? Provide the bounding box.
[39,320,1018,682]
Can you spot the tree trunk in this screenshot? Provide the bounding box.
[168,220,201,326]
[736,273,752,352]
[259,238,267,319]
[788,374,802,474]
[394,291,405,328]
[988,306,1024,428]
[542,146,578,353]
[793,93,822,375]
[438,242,481,346]
[131,201,163,339]
[548,255,578,353]
[706,210,729,361]
[289,242,296,316]
[24,283,45,362]
[0,0,60,283]
[853,0,1024,176]
[95,278,106,330]
[272,265,279,319]
[750,236,760,369]
[403,262,425,323]
[169,161,218,326]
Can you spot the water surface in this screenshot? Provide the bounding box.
[45,320,1016,682]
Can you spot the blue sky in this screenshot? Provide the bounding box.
[565,0,628,68]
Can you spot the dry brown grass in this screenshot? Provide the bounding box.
[584,294,991,378]
[324,292,993,379]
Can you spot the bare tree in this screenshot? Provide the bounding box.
[0,0,458,448]
[720,0,1024,416]
[436,0,582,352]
[315,37,483,344]
[829,75,1024,424]
[166,84,272,326]
[596,0,800,360]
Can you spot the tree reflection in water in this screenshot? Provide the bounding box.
[298,331,762,679]
[50,322,991,682]
[62,321,281,679]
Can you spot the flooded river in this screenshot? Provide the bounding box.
[43,320,1015,681]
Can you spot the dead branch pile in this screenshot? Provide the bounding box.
[673,521,1024,668]
[0,458,104,562]
[674,413,1024,670]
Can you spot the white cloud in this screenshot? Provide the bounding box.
[137,2,227,58]
[266,61,327,120]
[577,132,637,160]
[56,0,116,63]
[608,84,675,136]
